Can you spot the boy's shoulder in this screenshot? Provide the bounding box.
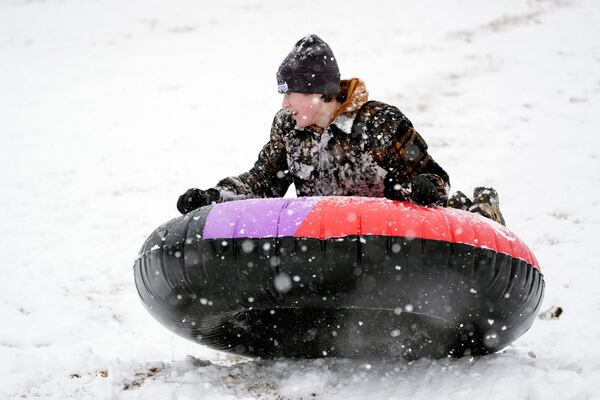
[272,108,298,134]
[355,100,410,125]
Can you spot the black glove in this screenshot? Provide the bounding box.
[176,188,219,214]
[384,171,408,201]
[409,175,440,206]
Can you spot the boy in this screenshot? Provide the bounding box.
[177,34,504,225]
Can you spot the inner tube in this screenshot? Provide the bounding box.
[134,196,544,360]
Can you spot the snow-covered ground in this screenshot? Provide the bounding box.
[2,0,599,398]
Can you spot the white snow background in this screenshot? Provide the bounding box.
[1,0,600,398]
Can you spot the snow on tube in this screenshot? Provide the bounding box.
[134,196,544,360]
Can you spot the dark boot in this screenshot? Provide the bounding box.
[447,190,473,211]
[468,187,506,226]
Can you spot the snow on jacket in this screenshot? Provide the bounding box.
[212,78,450,202]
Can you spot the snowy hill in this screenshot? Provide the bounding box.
[1,0,599,398]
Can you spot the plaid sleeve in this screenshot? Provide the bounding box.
[375,106,450,196]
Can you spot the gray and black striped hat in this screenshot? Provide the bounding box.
[276,34,340,95]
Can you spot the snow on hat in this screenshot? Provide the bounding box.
[276,34,340,95]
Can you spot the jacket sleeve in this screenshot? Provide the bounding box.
[211,110,293,202]
[374,105,450,197]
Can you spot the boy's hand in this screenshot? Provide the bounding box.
[409,175,440,206]
[177,188,219,214]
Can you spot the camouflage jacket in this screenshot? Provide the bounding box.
[212,78,449,202]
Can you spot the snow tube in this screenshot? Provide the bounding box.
[134,196,544,360]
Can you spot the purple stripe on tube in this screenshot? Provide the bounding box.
[202,197,318,239]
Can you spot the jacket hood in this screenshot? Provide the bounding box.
[331,78,369,133]
[336,78,369,115]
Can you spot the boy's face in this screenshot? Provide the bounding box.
[281,92,323,128]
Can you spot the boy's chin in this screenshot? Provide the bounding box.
[294,119,310,128]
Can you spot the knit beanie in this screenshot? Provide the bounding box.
[276,34,341,95]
